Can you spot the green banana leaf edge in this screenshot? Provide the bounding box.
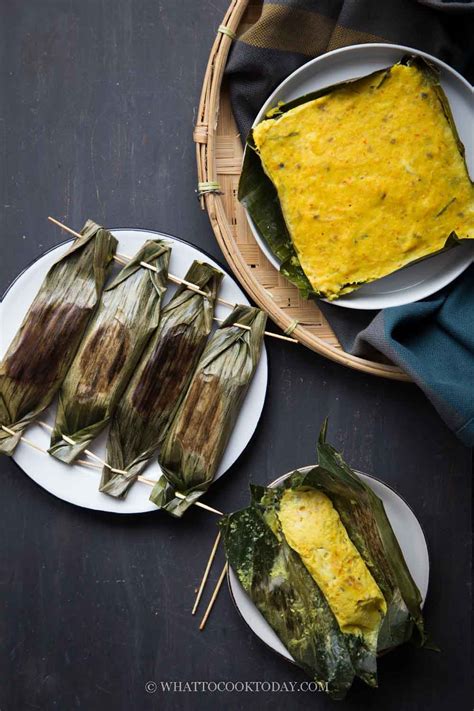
[150,305,267,517]
[238,55,472,300]
[221,421,428,699]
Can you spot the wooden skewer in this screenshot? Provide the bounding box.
[6,422,221,516]
[48,216,235,306]
[137,474,159,487]
[37,420,116,470]
[72,458,222,514]
[199,562,228,631]
[114,250,236,307]
[192,531,222,615]
[77,458,102,471]
[1,424,47,454]
[47,217,298,344]
[174,492,223,516]
[212,316,297,342]
[2,423,228,616]
[61,452,157,488]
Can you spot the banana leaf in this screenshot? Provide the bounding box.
[0,220,117,455]
[238,55,473,300]
[48,240,170,463]
[99,260,223,498]
[221,422,426,700]
[150,305,267,517]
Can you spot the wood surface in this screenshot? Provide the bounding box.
[0,2,471,710]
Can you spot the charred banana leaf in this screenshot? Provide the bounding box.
[0,220,117,455]
[221,422,426,700]
[100,260,223,498]
[150,305,267,516]
[48,240,170,463]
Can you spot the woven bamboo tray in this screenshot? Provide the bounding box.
[194,0,408,381]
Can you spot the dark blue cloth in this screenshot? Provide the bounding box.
[348,265,474,445]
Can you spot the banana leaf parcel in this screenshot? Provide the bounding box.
[221,422,427,700]
[150,305,267,517]
[0,220,117,456]
[48,240,170,463]
[239,55,474,300]
[99,260,223,498]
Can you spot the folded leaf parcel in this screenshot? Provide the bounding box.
[193,422,429,699]
[0,217,282,513]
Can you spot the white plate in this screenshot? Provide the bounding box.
[245,43,474,310]
[228,467,429,662]
[0,229,268,514]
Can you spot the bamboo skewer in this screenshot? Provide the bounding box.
[199,563,228,631]
[192,531,222,615]
[37,420,125,473]
[174,493,223,516]
[2,421,228,617]
[47,217,298,344]
[212,315,294,340]
[8,419,228,614]
[0,424,47,455]
[113,251,235,308]
[2,423,221,516]
[36,421,223,515]
[48,216,235,305]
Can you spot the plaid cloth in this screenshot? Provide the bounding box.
[227,0,473,140]
[225,0,474,444]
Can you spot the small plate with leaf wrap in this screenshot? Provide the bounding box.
[223,424,429,699]
[240,43,474,309]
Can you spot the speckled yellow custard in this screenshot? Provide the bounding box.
[278,489,386,640]
[253,64,474,299]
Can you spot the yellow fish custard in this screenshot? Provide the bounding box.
[278,488,387,640]
[253,63,474,299]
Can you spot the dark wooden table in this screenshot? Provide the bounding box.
[1,2,471,710]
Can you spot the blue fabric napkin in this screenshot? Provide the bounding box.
[319,266,474,445]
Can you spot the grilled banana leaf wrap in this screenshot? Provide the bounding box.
[100,260,223,498]
[239,55,473,300]
[48,240,170,463]
[0,220,117,455]
[150,305,267,517]
[221,423,427,700]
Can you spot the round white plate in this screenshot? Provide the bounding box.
[245,43,474,310]
[0,229,268,514]
[228,467,429,662]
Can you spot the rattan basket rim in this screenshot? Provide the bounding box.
[194,0,409,381]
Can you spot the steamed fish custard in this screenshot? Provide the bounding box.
[249,60,474,299]
[222,424,427,699]
[278,489,386,642]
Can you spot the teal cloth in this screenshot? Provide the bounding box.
[352,265,474,445]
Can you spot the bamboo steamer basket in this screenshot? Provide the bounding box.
[194,0,408,381]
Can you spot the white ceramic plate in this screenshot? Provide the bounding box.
[228,467,429,662]
[0,229,268,514]
[245,43,474,310]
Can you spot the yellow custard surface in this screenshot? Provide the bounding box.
[253,64,474,298]
[278,488,387,640]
